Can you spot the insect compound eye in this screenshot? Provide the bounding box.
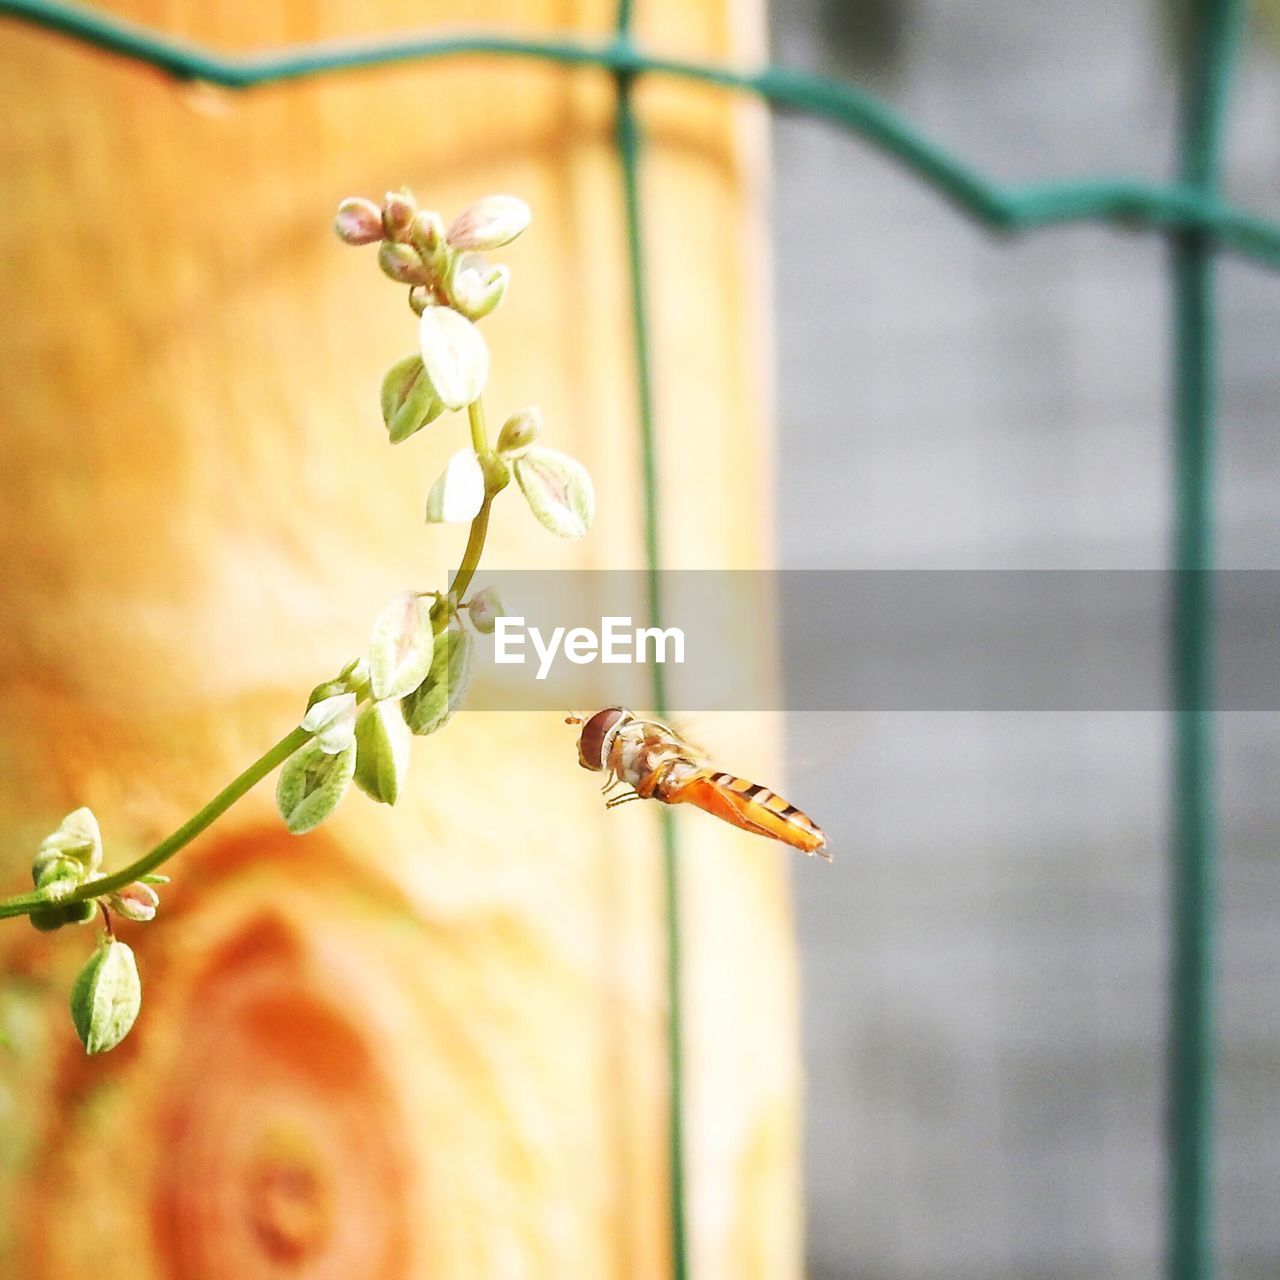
[577,707,625,771]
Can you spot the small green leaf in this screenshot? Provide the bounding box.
[418,306,489,410]
[276,739,357,835]
[70,938,142,1055]
[353,700,412,805]
[381,354,444,444]
[368,592,435,701]
[424,449,485,524]
[513,446,595,539]
[403,626,475,736]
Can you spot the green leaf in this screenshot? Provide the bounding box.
[353,700,412,805]
[276,739,357,835]
[380,354,444,444]
[402,626,474,736]
[70,939,142,1055]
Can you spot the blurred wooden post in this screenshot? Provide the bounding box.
[0,3,800,1276]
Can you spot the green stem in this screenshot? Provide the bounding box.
[467,396,489,456]
[0,725,311,920]
[437,397,497,620]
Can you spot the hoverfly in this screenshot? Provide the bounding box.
[568,706,830,859]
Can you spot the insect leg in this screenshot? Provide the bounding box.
[605,791,642,809]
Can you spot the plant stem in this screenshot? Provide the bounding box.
[435,397,497,622]
[0,726,311,921]
[467,396,489,456]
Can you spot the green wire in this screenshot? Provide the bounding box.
[1169,6,1244,1278]
[5,0,1280,266]
[612,4,686,1273]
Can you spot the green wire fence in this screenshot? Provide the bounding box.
[1,1,1269,1277]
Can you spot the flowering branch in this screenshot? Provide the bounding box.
[0,189,595,1053]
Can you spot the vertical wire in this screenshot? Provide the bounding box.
[1168,3,1246,1278]
[613,5,688,1278]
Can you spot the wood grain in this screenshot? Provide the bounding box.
[0,3,800,1275]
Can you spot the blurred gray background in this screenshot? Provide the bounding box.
[769,2,1280,1277]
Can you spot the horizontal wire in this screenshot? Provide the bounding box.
[4,0,1280,267]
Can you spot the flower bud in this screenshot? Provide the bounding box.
[382,189,418,242]
[418,306,489,410]
[32,852,85,895]
[30,900,96,933]
[380,354,444,444]
[412,209,446,252]
[513,446,596,539]
[466,586,504,635]
[408,286,433,316]
[449,260,509,321]
[446,195,532,251]
[378,241,429,286]
[70,938,142,1055]
[299,692,358,755]
[403,626,475,736]
[496,407,542,457]
[276,739,357,835]
[108,881,160,923]
[353,699,412,805]
[368,592,436,702]
[36,808,103,878]
[425,449,485,524]
[338,656,372,699]
[334,197,384,245]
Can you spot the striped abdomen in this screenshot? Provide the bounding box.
[659,769,830,859]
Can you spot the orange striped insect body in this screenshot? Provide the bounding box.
[568,706,830,859]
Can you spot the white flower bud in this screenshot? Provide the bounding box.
[446,195,532,251]
[450,260,509,321]
[334,197,384,245]
[418,306,489,410]
[513,446,596,539]
[378,241,429,285]
[382,190,418,242]
[35,808,103,878]
[300,692,358,754]
[108,881,160,923]
[466,586,504,635]
[70,938,142,1055]
[368,592,435,702]
[425,449,485,524]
